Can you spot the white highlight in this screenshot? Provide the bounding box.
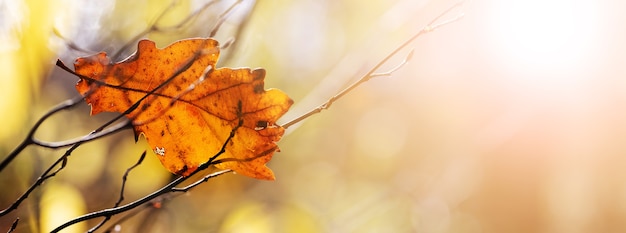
[154,147,165,156]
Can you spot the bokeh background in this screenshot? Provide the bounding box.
[2,0,626,232]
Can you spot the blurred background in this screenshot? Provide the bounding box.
[2,0,626,232]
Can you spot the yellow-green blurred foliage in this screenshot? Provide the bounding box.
[3,0,626,233]
[0,0,56,147]
[39,183,87,233]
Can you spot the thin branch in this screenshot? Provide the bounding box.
[112,0,190,60]
[153,1,219,32]
[280,1,465,129]
[6,218,18,233]
[116,151,147,207]
[82,153,146,232]
[87,151,146,232]
[111,0,240,61]
[220,37,235,50]
[134,200,173,233]
[53,28,94,54]
[86,151,147,232]
[0,36,206,216]
[100,204,150,233]
[31,120,131,149]
[51,115,243,233]
[1,0,247,222]
[86,216,108,233]
[0,95,84,173]
[2,1,464,231]
[51,177,189,233]
[171,169,233,192]
[370,49,414,78]
[1,134,103,216]
[207,0,243,38]
[57,60,170,96]
[217,1,256,64]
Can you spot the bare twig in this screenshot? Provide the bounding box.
[0,95,84,173]
[0,0,248,223]
[112,0,178,60]
[52,28,95,54]
[370,49,414,78]
[0,36,209,216]
[112,0,241,61]
[0,124,127,216]
[171,169,233,192]
[116,151,147,207]
[100,205,149,233]
[6,218,18,233]
[50,114,244,233]
[280,1,465,129]
[31,120,131,149]
[51,177,187,233]
[207,0,243,38]
[86,151,148,232]
[2,1,464,231]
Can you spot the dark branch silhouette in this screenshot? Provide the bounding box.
[0,95,83,172]
[51,116,243,233]
[0,1,465,232]
[86,151,147,232]
[0,0,246,218]
[7,218,18,233]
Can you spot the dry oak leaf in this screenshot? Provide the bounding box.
[74,38,293,180]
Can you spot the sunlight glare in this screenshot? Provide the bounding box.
[487,0,599,73]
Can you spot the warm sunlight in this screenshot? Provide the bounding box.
[3,0,626,232]
[485,0,600,75]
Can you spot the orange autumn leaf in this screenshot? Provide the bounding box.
[73,38,293,180]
